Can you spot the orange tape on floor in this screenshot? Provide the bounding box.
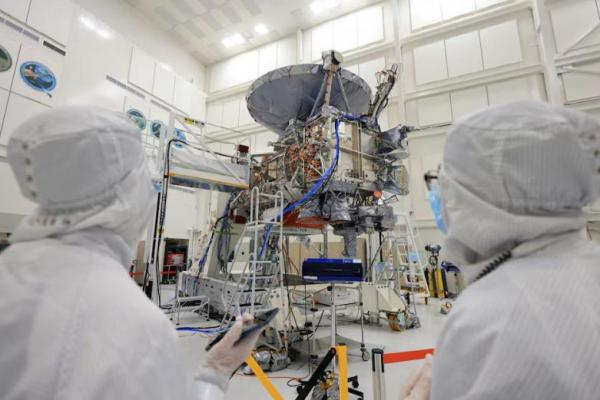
[383,348,434,364]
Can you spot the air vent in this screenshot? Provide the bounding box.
[5,19,23,33]
[43,41,65,56]
[3,18,40,44]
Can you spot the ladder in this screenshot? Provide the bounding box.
[219,188,285,325]
[369,212,430,302]
[397,212,430,299]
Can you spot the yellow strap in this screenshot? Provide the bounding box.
[245,355,284,400]
[435,268,445,299]
[183,117,200,125]
[336,345,349,400]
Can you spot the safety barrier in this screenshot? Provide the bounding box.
[371,347,435,400]
[241,346,435,400]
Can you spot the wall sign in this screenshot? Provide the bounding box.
[151,120,164,138]
[20,61,56,95]
[126,108,147,130]
[0,45,12,73]
[174,128,186,148]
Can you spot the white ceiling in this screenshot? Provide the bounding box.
[120,0,384,65]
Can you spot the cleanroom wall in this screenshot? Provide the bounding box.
[0,0,208,238]
[400,0,600,248]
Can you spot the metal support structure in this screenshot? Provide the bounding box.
[532,0,565,105]
[250,187,260,315]
[560,66,600,77]
[556,19,600,57]
[358,286,366,358]
[144,116,173,305]
[142,110,252,306]
[322,228,329,258]
[330,281,337,371]
[175,115,248,186]
[295,346,359,400]
[391,0,407,123]
[296,348,337,400]
[172,295,210,325]
[214,188,285,329]
[363,212,429,328]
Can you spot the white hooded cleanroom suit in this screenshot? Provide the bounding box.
[0,106,235,399]
[430,102,600,399]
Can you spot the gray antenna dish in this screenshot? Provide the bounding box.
[246,64,372,135]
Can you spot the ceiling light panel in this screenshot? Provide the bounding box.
[310,0,341,14]
[254,23,269,35]
[222,33,246,48]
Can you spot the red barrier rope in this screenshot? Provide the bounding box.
[383,348,434,364]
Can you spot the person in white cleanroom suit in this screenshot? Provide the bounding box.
[0,106,260,400]
[401,101,600,400]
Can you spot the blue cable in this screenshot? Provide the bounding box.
[257,118,343,258]
[175,326,229,335]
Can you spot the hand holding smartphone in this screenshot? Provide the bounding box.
[205,308,279,352]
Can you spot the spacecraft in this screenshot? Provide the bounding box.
[176,50,413,365]
[229,50,411,257]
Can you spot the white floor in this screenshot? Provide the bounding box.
[173,297,447,400]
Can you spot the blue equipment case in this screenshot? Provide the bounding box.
[301,258,364,282]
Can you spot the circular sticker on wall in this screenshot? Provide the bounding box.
[20,61,56,95]
[126,108,147,131]
[0,45,12,73]
[174,128,186,148]
[151,120,164,138]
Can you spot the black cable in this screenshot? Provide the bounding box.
[303,282,308,326]
[307,310,325,340]
[155,137,218,297]
[378,231,384,263]
[142,191,162,293]
[474,250,513,282]
[150,138,186,306]
[295,348,337,400]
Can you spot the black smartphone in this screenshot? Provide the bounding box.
[205,308,279,351]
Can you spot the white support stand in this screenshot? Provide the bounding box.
[532,0,565,105]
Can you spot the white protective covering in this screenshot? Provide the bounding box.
[173,146,249,182]
[0,106,226,399]
[431,102,600,399]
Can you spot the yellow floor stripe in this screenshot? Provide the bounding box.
[336,345,349,400]
[245,355,284,400]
